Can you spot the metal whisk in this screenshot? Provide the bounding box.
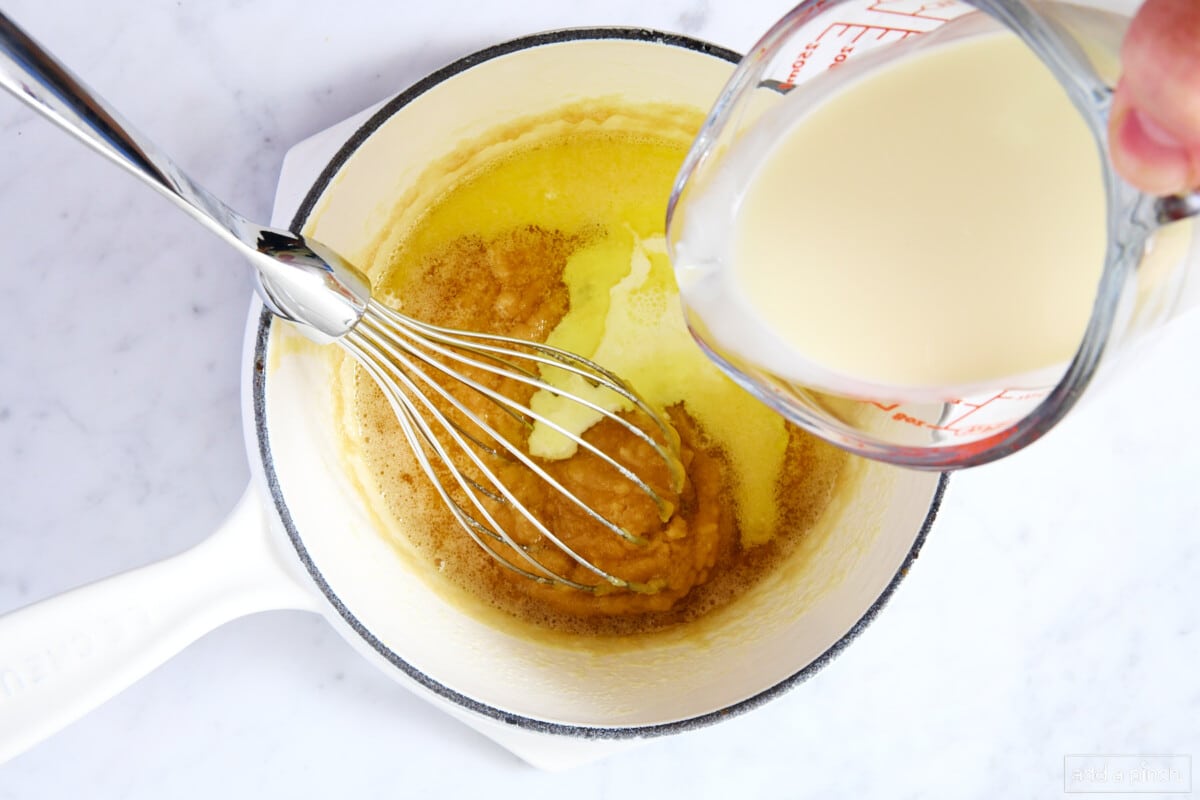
[0,12,684,591]
[347,300,684,590]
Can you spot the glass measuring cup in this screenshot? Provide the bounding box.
[666,0,1200,469]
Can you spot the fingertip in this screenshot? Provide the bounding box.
[1110,96,1196,196]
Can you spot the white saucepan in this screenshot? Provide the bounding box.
[0,29,946,770]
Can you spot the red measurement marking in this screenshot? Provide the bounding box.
[780,41,822,88]
[867,0,961,22]
[892,411,944,430]
[871,381,1052,436]
[941,390,1005,431]
[780,19,922,87]
[888,406,1020,437]
[816,21,923,42]
[999,388,1051,402]
[874,393,1010,432]
[951,420,1012,437]
[793,0,835,27]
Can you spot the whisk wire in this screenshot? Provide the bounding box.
[369,300,685,494]
[347,324,638,589]
[354,318,646,550]
[360,304,681,520]
[344,336,604,590]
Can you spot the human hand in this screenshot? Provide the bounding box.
[1109,0,1200,195]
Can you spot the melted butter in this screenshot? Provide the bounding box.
[371,107,697,285]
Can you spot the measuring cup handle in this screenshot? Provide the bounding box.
[0,486,319,764]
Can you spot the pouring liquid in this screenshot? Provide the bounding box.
[678,31,1109,403]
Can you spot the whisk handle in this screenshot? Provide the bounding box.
[0,11,371,341]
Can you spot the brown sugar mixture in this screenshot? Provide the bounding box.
[347,108,848,636]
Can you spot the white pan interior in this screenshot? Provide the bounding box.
[256,32,945,732]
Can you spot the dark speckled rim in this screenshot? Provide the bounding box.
[252,26,949,740]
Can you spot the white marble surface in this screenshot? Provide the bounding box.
[2,0,1197,797]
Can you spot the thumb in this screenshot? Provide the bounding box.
[1108,0,1200,195]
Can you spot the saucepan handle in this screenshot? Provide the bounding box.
[0,486,319,763]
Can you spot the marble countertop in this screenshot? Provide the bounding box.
[2,0,1197,797]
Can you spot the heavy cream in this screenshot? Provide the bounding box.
[677,32,1108,401]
